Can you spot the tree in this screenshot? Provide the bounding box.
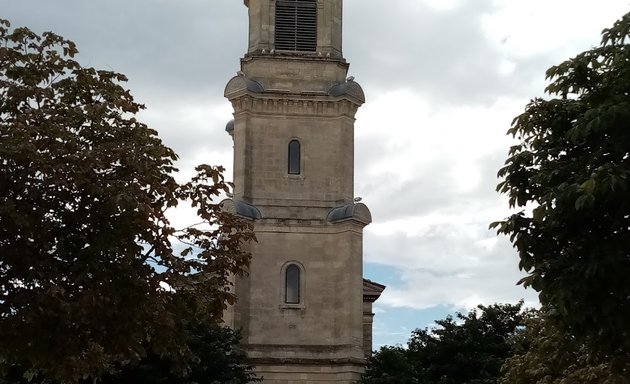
[1,324,260,384]
[500,309,628,384]
[0,20,255,383]
[492,11,630,361]
[362,346,418,384]
[362,303,526,384]
[101,323,260,384]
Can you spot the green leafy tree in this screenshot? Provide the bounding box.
[172,323,260,384]
[362,303,526,384]
[100,323,260,384]
[1,324,260,384]
[500,309,628,384]
[362,346,418,384]
[0,20,255,383]
[492,11,630,361]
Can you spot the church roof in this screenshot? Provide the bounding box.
[363,278,385,303]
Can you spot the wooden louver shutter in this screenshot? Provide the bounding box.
[275,0,317,52]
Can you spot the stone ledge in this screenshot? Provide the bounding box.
[249,357,365,366]
[227,95,362,118]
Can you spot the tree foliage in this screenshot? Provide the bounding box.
[97,323,260,384]
[363,346,418,384]
[0,20,255,383]
[1,324,260,384]
[362,303,526,384]
[492,11,630,359]
[500,309,629,384]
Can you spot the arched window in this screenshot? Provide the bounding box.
[288,139,301,174]
[285,264,300,304]
[275,0,317,52]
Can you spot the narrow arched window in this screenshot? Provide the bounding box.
[285,265,300,304]
[275,0,317,52]
[288,139,301,174]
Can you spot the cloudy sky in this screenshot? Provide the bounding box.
[3,0,629,348]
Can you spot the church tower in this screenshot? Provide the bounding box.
[223,1,382,382]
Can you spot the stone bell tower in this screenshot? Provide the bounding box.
[222,1,383,382]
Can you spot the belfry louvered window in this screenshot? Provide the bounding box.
[275,0,317,52]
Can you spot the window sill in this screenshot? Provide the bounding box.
[280,303,305,310]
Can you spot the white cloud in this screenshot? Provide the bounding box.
[371,234,538,311]
[418,0,465,12]
[482,0,629,58]
[498,59,516,76]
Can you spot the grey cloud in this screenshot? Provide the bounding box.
[356,150,509,222]
[344,0,552,107]
[3,0,557,110]
[2,0,244,166]
[2,0,246,99]
[139,96,234,156]
[365,220,500,269]
[366,230,538,309]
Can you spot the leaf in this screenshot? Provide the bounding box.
[578,178,596,195]
[574,194,592,210]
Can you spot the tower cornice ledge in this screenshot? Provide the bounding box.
[248,357,366,367]
[225,94,362,119]
[242,53,348,66]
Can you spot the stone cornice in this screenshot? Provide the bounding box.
[254,220,366,235]
[241,52,348,67]
[249,357,366,367]
[363,279,386,303]
[227,93,361,118]
[247,343,359,352]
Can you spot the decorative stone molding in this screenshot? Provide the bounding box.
[363,279,386,303]
[249,357,366,366]
[227,94,362,118]
[328,79,366,104]
[224,74,264,98]
[220,198,262,220]
[327,203,372,226]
